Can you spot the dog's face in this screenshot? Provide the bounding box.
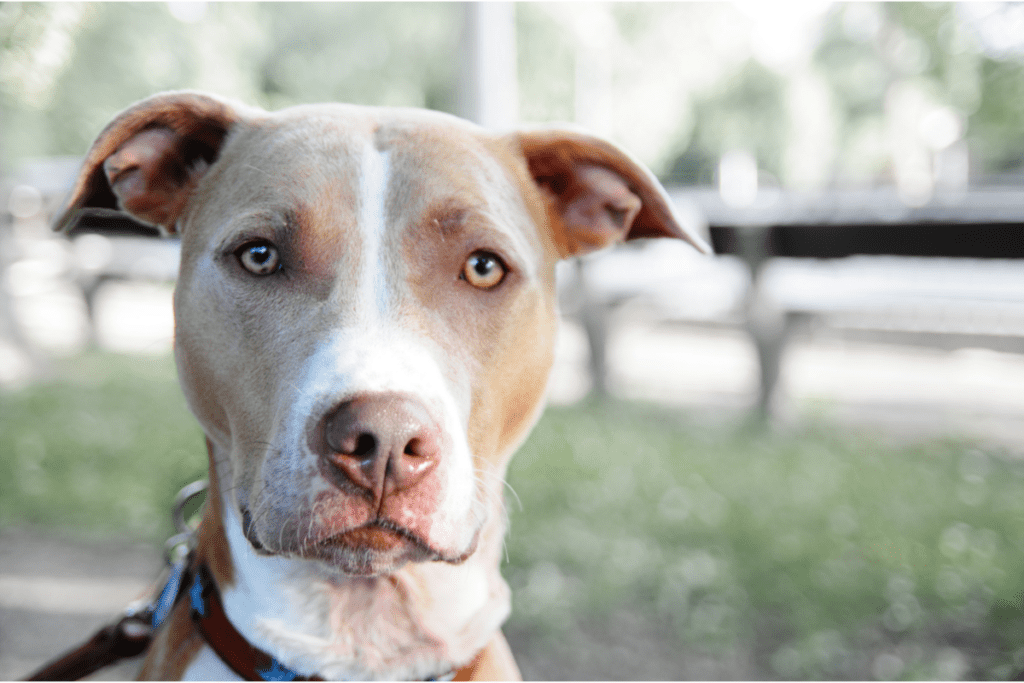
[173,107,560,575]
[57,92,707,577]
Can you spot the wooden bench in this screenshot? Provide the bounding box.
[566,187,1024,415]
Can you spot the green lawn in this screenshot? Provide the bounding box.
[506,401,1024,678]
[0,352,205,538]
[2,351,1023,678]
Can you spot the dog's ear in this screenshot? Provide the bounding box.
[54,91,244,235]
[513,128,711,258]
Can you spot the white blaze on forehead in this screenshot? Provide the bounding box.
[357,142,392,322]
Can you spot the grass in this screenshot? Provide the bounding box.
[0,351,205,539]
[504,401,1024,678]
[2,351,1024,678]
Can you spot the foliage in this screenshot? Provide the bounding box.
[662,3,1024,187]
[515,4,576,125]
[0,3,462,169]
[813,3,1024,183]
[7,3,1024,186]
[255,3,460,113]
[663,61,787,187]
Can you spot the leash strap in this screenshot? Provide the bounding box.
[22,614,154,681]
[22,554,191,681]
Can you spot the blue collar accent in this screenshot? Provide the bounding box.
[151,560,188,628]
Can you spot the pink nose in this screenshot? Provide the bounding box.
[320,394,442,501]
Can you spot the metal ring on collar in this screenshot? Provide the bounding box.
[172,479,209,535]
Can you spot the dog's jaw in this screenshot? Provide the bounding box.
[212,484,511,681]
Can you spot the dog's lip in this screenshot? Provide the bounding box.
[238,504,482,566]
[312,520,481,567]
[320,523,412,553]
[299,522,448,576]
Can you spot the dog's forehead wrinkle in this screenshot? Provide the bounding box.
[385,160,541,282]
[220,119,367,196]
[214,207,296,248]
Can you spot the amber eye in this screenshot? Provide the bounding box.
[461,251,506,289]
[236,241,281,275]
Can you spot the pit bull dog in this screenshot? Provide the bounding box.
[53,91,709,680]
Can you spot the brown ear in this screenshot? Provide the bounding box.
[54,91,244,235]
[514,128,711,257]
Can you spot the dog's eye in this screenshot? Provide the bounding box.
[236,241,281,275]
[461,251,506,289]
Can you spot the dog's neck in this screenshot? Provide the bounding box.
[188,486,511,681]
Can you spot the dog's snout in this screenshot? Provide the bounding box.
[321,394,442,499]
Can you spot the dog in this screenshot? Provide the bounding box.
[54,91,709,680]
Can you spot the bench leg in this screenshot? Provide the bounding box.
[739,228,788,418]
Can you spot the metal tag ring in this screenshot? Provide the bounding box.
[172,479,209,535]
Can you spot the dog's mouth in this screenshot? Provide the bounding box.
[317,521,427,558]
[240,506,477,575]
[303,522,454,576]
[323,523,411,553]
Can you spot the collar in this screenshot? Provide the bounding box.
[189,563,324,682]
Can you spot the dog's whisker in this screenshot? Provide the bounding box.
[471,467,515,520]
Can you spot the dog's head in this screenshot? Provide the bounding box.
[58,91,708,577]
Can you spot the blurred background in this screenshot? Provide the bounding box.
[2,2,1024,679]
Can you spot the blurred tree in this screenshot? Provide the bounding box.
[970,56,1024,175]
[7,2,1024,187]
[516,3,576,125]
[2,3,246,164]
[663,61,787,187]
[813,2,1024,185]
[256,3,459,113]
[0,2,460,171]
[658,2,1024,189]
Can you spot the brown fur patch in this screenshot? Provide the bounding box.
[137,599,205,680]
[194,438,234,589]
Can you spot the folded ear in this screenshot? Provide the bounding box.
[513,128,711,258]
[54,91,244,235]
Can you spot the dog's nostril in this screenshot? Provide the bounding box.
[353,433,376,457]
[403,435,441,459]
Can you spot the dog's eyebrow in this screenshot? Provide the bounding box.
[279,207,303,239]
[215,209,299,252]
[422,199,485,238]
[419,195,540,279]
